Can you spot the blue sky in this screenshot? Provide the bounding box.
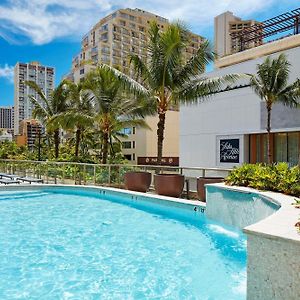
[0,0,299,106]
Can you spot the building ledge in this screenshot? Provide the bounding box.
[215,34,300,69]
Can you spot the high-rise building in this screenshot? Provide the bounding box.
[65,8,203,165]
[15,119,43,149]
[14,61,55,134]
[68,8,203,82]
[214,8,300,68]
[214,11,261,59]
[0,106,14,131]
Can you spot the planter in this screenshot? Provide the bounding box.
[197,177,224,201]
[124,171,152,193]
[154,174,185,198]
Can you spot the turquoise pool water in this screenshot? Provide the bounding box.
[0,188,246,299]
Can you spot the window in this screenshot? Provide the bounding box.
[80,68,85,75]
[101,24,108,31]
[288,132,299,166]
[132,141,135,149]
[119,20,126,26]
[132,153,135,161]
[132,127,135,134]
[250,132,300,166]
[124,154,132,160]
[122,141,131,149]
[121,127,132,135]
[275,133,288,163]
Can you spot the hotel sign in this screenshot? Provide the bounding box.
[137,157,179,166]
[219,138,240,163]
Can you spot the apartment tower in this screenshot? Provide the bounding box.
[14,61,55,134]
[69,8,203,82]
[67,8,203,165]
[0,106,14,131]
[214,11,261,58]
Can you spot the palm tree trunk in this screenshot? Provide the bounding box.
[54,130,60,159]
[266,106,272,164]
[75,128,81,158]
[157,112,166,165]
[102,132,109,164]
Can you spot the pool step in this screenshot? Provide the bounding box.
[0,192,51,201]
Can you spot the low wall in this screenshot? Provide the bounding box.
[206,184,279,229]
[206,183,300,300]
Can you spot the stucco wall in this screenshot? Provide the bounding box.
[180,45,300,168]
[247,234,300,300]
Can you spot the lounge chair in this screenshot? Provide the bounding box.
[0,173,20,180]
[17,177,44,184]
[0,178,21,185]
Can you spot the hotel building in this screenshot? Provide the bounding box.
[0,106,14,131]
[67,8,203,165]
[15,119,43,149]
[14,61,55,134]
[180,8,300,168]
[68,8,203,82]
[214,11,262,59]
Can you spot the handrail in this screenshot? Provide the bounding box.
[0,159,232,172]
[0,159,232,196]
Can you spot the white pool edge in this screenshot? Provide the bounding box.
[0,183,205,210]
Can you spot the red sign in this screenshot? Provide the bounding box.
[137,157,179,166]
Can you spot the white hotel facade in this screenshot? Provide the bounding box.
[180,9,300,168]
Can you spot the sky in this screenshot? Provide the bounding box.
[0,0,299,106]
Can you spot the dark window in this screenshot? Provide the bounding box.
[122,141,131,149]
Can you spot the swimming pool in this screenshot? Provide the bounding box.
[0,187,246,299]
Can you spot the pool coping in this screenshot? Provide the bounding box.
[207,183,300,244]
[0,183,205,210]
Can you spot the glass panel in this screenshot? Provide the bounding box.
[274,133,287,163]
[288,132,299,166]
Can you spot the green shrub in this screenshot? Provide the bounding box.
[226,163,300,197]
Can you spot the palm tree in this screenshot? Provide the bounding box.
[250,53,300,164]
[130,21,238,164]
[25,80,69,159]
[85,65,153,164]
[56,81,94,158]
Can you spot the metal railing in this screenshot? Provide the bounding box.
[0,159,232,196]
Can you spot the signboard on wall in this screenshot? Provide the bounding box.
[137,157,179,166]
[219,138,240,163]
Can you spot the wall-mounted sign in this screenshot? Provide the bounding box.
[219,138,240,163]
[137,157,179,166]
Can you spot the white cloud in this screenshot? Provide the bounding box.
[0,64,14,83]
[0,0,285,45]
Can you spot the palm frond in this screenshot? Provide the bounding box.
[178,74,242,104]
[174,40,215,86]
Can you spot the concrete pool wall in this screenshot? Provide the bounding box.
[206,183,300,300]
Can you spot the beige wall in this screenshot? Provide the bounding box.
[214,11,259,59]
[120,110,179,164]
[138,111,179,157]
